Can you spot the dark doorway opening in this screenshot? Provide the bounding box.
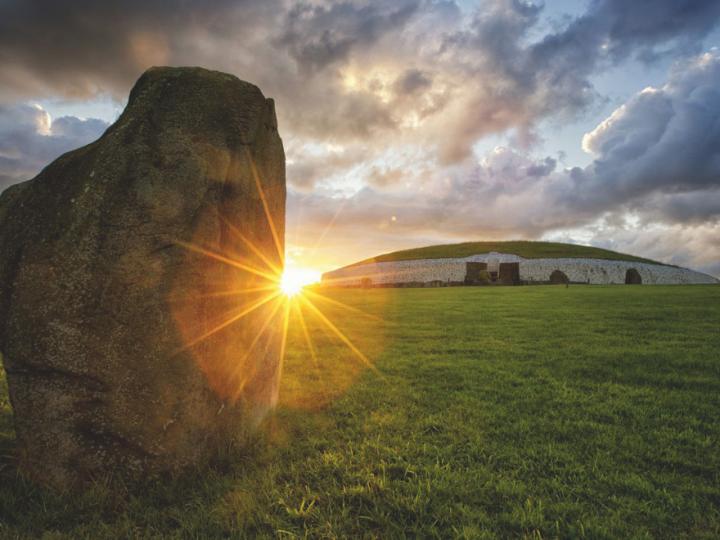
[625,268,642,284]
[499,263,520,285]
[465,262,488,284]
[550,270,569,284]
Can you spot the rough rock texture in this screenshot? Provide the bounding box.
[0,67,286,488]
[323,252,718,286]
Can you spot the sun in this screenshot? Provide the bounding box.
[280,267,321,297]
[173,149,380,411]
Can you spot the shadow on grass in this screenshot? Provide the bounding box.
[0,340,365,538]
[0,397,336,538]
[0,290,387,537]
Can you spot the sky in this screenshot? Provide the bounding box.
[1,0,720,277]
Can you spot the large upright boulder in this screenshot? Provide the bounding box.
[0,67,286,488]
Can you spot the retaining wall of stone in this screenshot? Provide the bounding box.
[322,252,718,286]
[520,258,716,284]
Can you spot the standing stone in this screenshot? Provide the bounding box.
[0,67,286,488]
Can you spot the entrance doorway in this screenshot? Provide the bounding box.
[625,268,642,284]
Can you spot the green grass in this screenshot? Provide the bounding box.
[1,285,720,538]
[349,240,669,267]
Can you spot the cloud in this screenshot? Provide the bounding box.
[393,69,432,95]
[549,221,720,279]
[276,1,420,74]
[2,0,718,153]
[367,167,405,188]
[586,0,720,62]
[0,0,265,101]
[568,49,720,219]
[432,0,720,163]
[286,50,720,274]
[0,104,108,190]
[1,0,720,273]
[285,140,370,191]
[525,157,556,177]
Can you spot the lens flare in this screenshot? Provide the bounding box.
[171,149,381,412]
[280,267,320,297]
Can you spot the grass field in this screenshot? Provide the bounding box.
[1,285,719,538]
[350,240,668,267]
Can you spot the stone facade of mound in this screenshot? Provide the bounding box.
[322,252,718,286]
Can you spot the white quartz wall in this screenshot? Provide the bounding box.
[519,258,716,284]
[322,258,467,285]
[322,252,718,286]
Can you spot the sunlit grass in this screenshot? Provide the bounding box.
[2,285,719,538]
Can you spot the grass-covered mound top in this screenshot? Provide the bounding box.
[349,240,668,267]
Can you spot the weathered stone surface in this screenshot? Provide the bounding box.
[0,67,286,488]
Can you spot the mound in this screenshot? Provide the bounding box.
[350,241,667,267]
[324,241,717,287]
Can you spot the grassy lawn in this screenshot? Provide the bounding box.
[1,285,719,538]
[351,240,668,267]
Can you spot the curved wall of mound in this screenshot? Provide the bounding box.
[322,252,718,286]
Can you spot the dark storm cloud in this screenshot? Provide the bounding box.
[585,0,720,62]
[530,0,720,94]
[434,0,720,163]
[0,0,270,100]
[0,104,107,190]
[2,0,719,152]
[277,1,420,73]
[644,191,720,225]
[564,50,720,220]
[393,69,433,95]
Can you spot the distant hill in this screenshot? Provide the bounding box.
[348,240,669,268]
